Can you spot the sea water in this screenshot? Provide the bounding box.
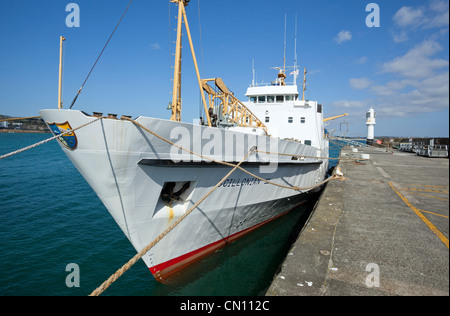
[0,133,342,296]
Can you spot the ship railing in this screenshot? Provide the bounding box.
[249,81,298,88]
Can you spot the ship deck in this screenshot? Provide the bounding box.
[266,146,449,296]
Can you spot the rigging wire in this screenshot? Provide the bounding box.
[69,0,134,109]
[198,0,205,78]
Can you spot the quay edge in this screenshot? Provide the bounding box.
[266,146,449,296]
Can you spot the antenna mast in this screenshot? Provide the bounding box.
[294,14,298,85]
[302,67,307,101]
[252,60,256,86]
[283,14,286,74]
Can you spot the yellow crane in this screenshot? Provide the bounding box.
[323,113,348,122]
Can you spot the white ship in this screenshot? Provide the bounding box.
[39,0,329,282]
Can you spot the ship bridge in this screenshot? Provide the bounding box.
[243,80,324,150]
[245,85,300,104]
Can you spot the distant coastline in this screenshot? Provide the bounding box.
[1,114,50,134]
[0,129,50,134]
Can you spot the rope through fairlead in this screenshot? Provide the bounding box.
[1,113,344,294]
[90,116,345,296]
[89,146,256,296]
[0,116,41,122]
[255,150,371,162]
[0,117,102,160]
[122,117,346,191]
[87,117,347,295]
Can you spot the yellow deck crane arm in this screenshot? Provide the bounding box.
[323,113,348,122]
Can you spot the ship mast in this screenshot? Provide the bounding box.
[58,36,65,109]
[170,1,183,122]
[170,0,211,127]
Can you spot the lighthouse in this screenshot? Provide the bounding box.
[366,107,376,145]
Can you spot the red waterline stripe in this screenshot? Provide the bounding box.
[149,200,306,282]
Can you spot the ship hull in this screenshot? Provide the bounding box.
[40,109,328,282]
[148,192,314,280]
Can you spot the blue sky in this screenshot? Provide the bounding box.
[0,0,448,137]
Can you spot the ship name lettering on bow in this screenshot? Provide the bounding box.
[219,177,262,188]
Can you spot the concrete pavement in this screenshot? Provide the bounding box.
[266,146,449,296]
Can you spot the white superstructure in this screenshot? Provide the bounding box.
[245,84,325,148]
[244,70,328,169]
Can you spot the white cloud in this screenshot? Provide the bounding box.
[427,0,450,28]
[349,77,371,90]
[331,0,449,128]
[393,6,425,27]
[335,37,448,122]
[371,79,415,96]
[419,71,449,100]
[334,30,352,44]
[347,70,449,119]
[150,43,161,50]
[356,56,369,64]
[392,1,449,42]
[308,69,322,75]
[429,0,449,11]
[392,31,409,43]
[331,99,370,109]
[375,73,449,117]
[381,40,448,79]
[372,40,448,116]
[408,71,449,111]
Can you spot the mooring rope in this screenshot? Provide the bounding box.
[255,150,370,162]
[89,147,256,296]
[0,117,102,160]
[0,116,41,122]
[88,117,347,296]
[0,113,345,295]
[122,117,345,191]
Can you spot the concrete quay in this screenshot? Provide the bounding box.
[266,146,449,296]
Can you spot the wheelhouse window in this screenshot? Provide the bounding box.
[285,95,294,101]
[250,96,257,103]
[288,117,293,123]
[276,95,284,103]
[267,96,275,103]
[258,96,266,103]
[305,140,312,146]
